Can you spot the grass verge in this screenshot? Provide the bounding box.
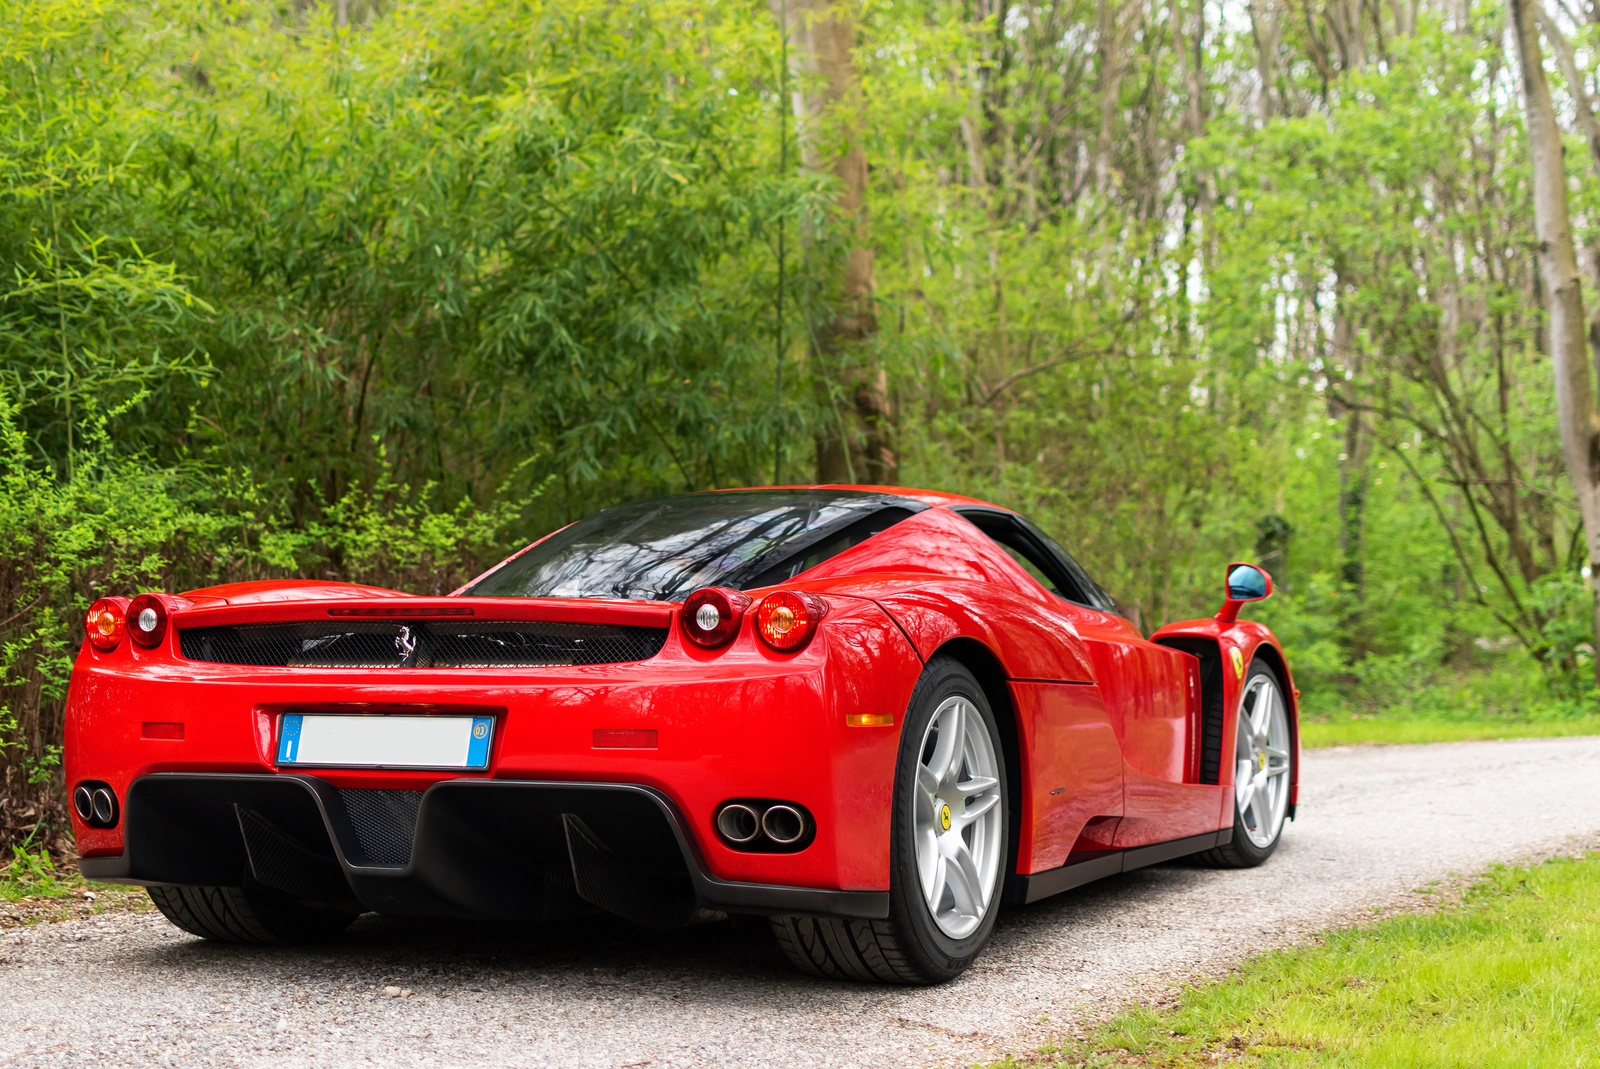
[1,842,151,928]
[1300,715,1600,748]
[1017,849,1600,1067]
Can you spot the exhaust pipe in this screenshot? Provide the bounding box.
[716,803,761,844]
[73,785,95,822]
[90,787,117,827]
[761,804,806,845]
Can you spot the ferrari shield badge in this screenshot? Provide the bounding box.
[1229,647,1245,678]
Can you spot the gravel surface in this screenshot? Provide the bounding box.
[4,735,1600,1069]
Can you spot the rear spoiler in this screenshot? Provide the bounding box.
[167,597,675,631]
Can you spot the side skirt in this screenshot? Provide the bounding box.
[1008,829,1233,905]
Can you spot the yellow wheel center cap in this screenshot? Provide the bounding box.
[1258,752,1267,772]
[939,803,952,831]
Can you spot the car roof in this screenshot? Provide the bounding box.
[700,483,1010,511]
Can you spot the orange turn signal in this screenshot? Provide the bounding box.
[85,597,128,651]
[754,590,828,652]
[846,713,894,727]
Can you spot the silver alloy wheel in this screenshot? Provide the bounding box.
[1234,672,1291,848]
[913,695,1004,939]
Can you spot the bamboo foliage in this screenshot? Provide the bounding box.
[7,0,1600,852]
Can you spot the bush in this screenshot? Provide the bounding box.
[0,397,535,859]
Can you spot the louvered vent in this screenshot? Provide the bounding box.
[178,619,667,668]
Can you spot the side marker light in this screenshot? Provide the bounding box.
[846,713,894,727]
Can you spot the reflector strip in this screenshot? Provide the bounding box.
[592,728,658,749]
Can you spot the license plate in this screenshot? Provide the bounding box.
[276,714,494,770]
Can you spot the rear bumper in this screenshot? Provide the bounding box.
[81,773,888,925]
[65,595,926,893]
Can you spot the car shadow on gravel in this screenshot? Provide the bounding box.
[128,910,806,995]
[105,852,1251,1013]
[118,867,1219,992]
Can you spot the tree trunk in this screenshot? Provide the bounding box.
[1511,0,1600,685]
[769,0,893,484]
[1337,351,1372,597]
[1248,0,1281,119]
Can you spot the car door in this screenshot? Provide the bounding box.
[952,509,1220,849]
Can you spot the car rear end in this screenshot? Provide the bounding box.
[65,585,921,931]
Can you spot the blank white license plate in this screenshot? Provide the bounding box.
[276,714,494,770]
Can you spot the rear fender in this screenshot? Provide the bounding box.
[1152,618,1300,816]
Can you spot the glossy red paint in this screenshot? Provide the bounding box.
[1007,681,1122,871]
[181,580,411,604]
[65,486,1299,920]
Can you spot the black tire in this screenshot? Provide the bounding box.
[148,881,358,945]
[771,657,1008,984]
[1194,660,1291,869]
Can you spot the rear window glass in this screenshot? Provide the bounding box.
[465,490,923,601]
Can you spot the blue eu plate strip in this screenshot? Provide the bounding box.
[467,716,493,769]
[278,714,303,764]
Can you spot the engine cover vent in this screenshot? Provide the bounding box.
[178,619,668,669]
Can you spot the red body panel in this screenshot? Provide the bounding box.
[1007,681,1122,870]
[65,487,1300,909]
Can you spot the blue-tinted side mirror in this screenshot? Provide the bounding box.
[1227,564,1270,601]
[1216,561,1273,623]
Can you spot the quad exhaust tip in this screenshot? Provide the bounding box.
[92,788,116,825]
[72,781,119,828]
[761,804,805,844]
[714,800,812,850]
[73,785,94,822]
[715,803,761,843]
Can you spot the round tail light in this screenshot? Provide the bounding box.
[127,594,170,648]
[754,590,828,652]
[85,598,128,651]
[681,587,752,647]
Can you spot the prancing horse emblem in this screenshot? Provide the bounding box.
[395,626,417,658]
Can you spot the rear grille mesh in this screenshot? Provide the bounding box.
[336,788,423,867]
[178,620,667,668]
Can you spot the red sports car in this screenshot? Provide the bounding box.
[66,486,1298,983]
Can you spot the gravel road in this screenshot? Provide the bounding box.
[5,735,1600,1069]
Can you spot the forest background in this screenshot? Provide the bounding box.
[5,0,1600,856]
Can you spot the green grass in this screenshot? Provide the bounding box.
[0,841,151,926]
[0,843,79,902]
[1301,715,1600,748]
[1021,851,1600,1067]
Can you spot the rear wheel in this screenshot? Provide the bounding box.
[148,881,358,945]
[771,658,1008,983]
[1195,660,1292,868]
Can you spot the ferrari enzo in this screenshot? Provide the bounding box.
[65,485,1298,983]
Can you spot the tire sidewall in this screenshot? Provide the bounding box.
[888,658,1008,976]
[1228,660,1287,865]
